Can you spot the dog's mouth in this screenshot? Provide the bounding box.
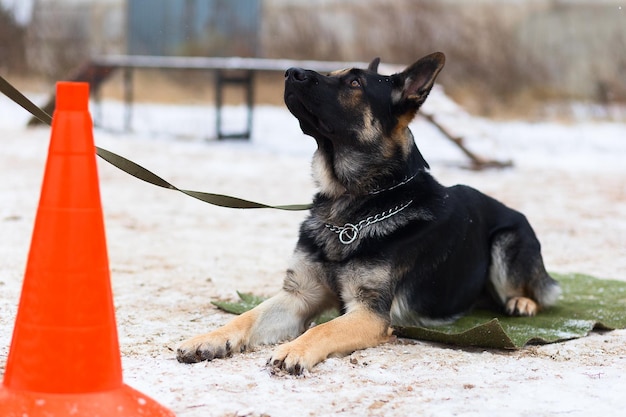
[285,91,334,135]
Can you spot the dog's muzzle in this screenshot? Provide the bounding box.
[284,68,333,134]
[285,67,308,83]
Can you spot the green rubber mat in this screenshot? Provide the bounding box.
[212,273,626,349]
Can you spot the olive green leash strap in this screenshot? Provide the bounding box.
[0,74,312,211]
[0,75,53,125]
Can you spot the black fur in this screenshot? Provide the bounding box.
[176,53,560,374]
[284,52,560,325]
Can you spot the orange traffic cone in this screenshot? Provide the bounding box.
[0,82,175,416]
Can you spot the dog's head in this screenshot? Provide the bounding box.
[284,52,445,197]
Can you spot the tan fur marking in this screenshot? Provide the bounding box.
[340,264,391,306]
[312,150,346,197]
[338,88,362,109]
[489,233,520,304]
[269,307,391,372]
[506,296,538,316]
[358,107,382,144]
[328,68,350,77]
[385,113,414,159]
[177,308,260,359]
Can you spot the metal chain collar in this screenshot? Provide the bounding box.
[368,173,417,195]
[325,200,413,245]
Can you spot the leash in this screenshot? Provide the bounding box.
[0,74,312,211]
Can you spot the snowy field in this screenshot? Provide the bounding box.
[1,91,625,417]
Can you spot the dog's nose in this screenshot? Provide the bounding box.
[285,67,308,82]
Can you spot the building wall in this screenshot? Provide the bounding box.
[127,0,260,57]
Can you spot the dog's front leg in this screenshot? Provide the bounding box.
[176,292,304,363]
[177,302,262,363]
[268,305,392,375]
[177,251,335,364]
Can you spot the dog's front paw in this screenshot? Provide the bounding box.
[267,341,320,375]
[176,332,244,364]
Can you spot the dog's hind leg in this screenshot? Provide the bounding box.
[489,230,561,316]
[177,251,336,364]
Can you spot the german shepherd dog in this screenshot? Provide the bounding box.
[177,52,561,374]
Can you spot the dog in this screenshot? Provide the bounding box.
[177,52,561,374]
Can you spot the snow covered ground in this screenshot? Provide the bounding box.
[1,92,625,417]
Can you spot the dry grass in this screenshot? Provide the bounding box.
[10,0,624,121]
[0,6,27,73]
[262,0,625,119]
[264,1,548,109]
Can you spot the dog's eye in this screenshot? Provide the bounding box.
[350,79,361,88]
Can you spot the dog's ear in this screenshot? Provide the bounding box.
[367,57,381,73]
[395,52,445,107]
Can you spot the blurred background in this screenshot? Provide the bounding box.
[1,0,625,120]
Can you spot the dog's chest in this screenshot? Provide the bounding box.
[303,199,415,262]
[302,212,359,262]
